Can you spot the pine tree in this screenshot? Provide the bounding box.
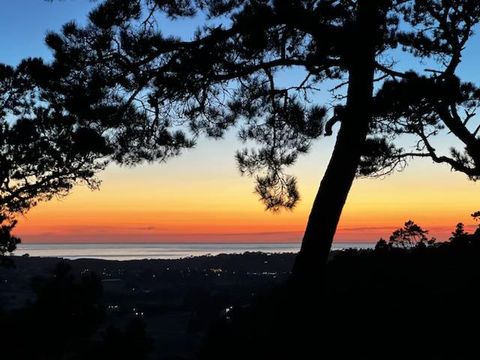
[31,0,480,281]
[0,59,113,246]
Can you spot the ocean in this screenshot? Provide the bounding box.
[14,243,374,261]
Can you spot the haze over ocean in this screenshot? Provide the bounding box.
[15,242,374,261]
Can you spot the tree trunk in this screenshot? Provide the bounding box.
[291,0,380,284]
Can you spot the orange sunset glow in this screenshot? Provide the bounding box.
[15,137,480,244]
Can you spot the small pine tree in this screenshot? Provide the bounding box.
[450,223,468,243]
[388,220,435,249]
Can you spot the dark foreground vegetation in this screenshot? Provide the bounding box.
[1,225,480,360]
[202,238,480,360]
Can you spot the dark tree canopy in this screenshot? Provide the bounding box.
[372,1,480,178]
[0,59,116,245]
[35,0,480,209]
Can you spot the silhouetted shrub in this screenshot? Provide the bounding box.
[0,215,20,267]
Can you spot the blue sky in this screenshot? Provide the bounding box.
[0,0,95,64]
[2,1,478,91]
[2,1,476,71]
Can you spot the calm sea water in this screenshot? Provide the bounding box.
[15,243,374,261]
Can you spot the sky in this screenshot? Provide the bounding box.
[2,0,480,244]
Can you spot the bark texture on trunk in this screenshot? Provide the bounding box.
[291,0,381,284]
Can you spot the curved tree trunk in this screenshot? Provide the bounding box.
[291,0,380,284]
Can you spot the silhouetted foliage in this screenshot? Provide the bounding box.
[0,59,111,243]
[471,210,480,222]
[374,237,388,251]
[40,0,381,210]
[375,214,480,251]
[201,215,480,360]
[34,0,480,275]
[450,222,468,242]
[387,220,436,248]
[201,221,480,360]
[448,212,480,247]
[0,214,20,261]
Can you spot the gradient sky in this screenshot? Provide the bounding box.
[2,1,480,243]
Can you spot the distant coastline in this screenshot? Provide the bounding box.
[14,242,375,261]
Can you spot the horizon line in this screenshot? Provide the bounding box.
[17,240,377,245]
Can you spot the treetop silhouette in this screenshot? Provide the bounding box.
[388,220,436,248]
